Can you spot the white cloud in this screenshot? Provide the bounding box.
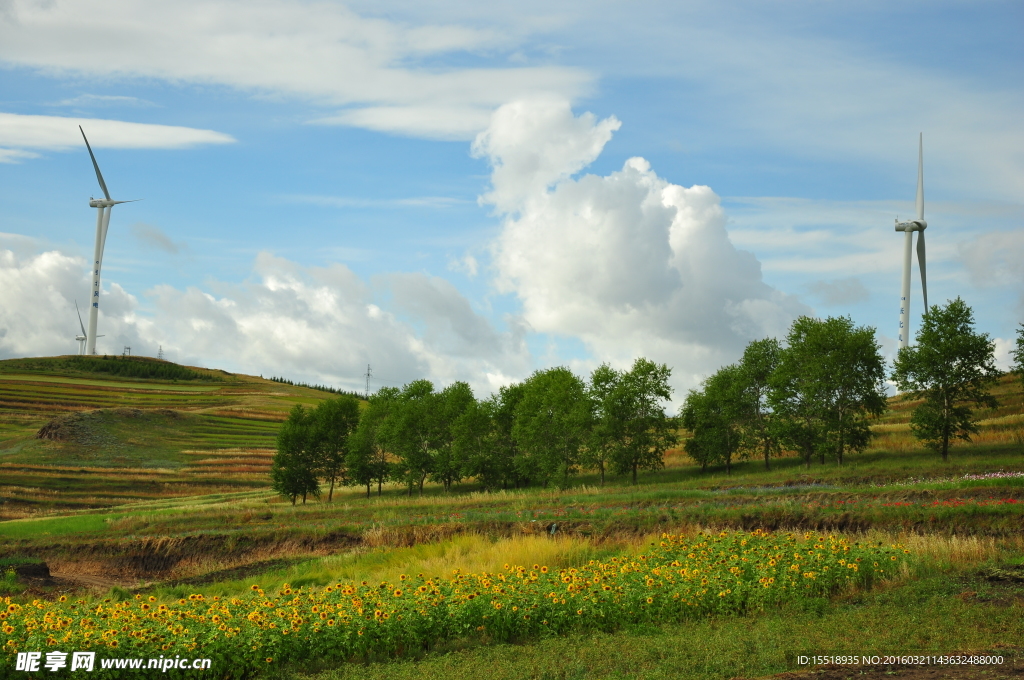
[960,229,1024,317]
[472,98,620,212]
[0,250,88,357]
[0,147,39,163]
[480,100,809,392]
[959,230,1024,289]
[0,248,527,397]
[55,94,156,108]
[447,254,478,278]
[993,336,1019,373]
[0,112,235,151]
[0,0,592,140]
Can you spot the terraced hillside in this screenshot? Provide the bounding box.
[0,356,347,518]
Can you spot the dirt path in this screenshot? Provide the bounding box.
[49,570,138,593]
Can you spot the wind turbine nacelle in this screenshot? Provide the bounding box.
[895,219,927,232]
[89,198,118,208]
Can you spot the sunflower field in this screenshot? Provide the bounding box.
[1,530,908,679]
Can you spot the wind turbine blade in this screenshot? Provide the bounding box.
[79,126,111,201]
[917,131,925,219]
[75,300,87,336]
[917,229,928,312]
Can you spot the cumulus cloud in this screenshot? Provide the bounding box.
[480,100,809,390]
[0,249,142,357]
[0,112,235,151]
[0,0,591,140]
[0,248,527,397]
[472,98,620,212]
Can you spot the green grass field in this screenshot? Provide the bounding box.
[2,358,1023,679]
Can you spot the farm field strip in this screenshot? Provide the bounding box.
[0,374,223,391]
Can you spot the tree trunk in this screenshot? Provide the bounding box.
[328,478,335,502]
[632,463,637,485]
[763,440,771,470]
[366,482,371,499]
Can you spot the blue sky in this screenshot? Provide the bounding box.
[1,0,1022,400]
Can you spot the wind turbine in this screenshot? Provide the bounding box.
[895,133,928,349]
[73,300,102,355]
[80,126,137,355]
[74,300,87,355]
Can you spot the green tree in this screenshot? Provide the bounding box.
[770,316,886,466]
[586,364,619,485]
[892,298,999,461]
[454,397,501,490]
[430,381,476,492]
[492,382,529,488]
[311,395,360,501]
[347,387,398,497]
[595,358,676,484]
[770,321,826,468]
[385,380,438,495]
[736,338,782,470]
[271,404,320,504]
[680,364,747,474]
[514,367,592,487]
[816,317,887,465]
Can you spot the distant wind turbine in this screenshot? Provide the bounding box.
[74,300,87,355]
[74,300,102,355]
[80,126,138,355]
[895,133,928,349]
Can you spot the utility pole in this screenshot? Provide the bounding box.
[364,364,372,400]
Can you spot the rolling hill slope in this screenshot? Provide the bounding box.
[0,356,347,518]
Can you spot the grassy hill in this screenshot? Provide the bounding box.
[0,356,345,517]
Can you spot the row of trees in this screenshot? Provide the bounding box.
[682,298,1008,469]
[681,315,887,471]
[271,358,677,502]
[266,375,362,398]
[272,299,1019,501]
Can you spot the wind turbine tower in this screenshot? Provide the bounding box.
[895,133,928,349]
[80,127,137,355]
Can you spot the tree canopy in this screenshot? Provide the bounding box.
[892,298,999,461]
